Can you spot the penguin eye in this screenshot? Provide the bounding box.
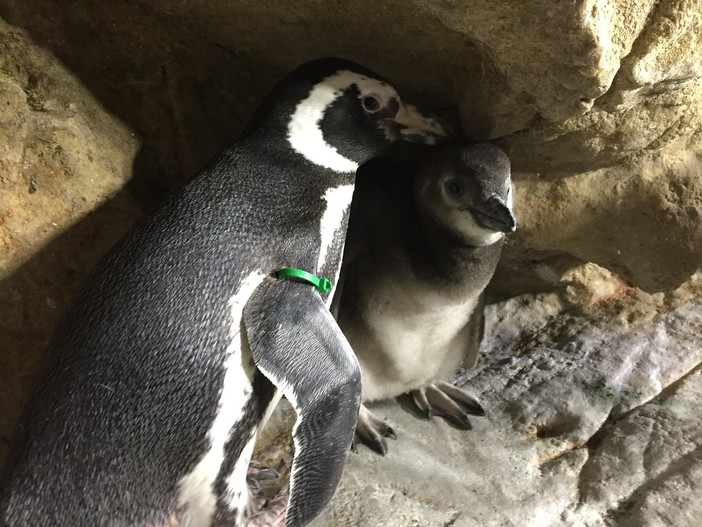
[361,95,381,113]
[447,182,462,196]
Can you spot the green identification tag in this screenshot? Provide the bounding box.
[275,268,333,294]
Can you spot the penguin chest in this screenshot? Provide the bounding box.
[352,283,481,401]
[316,183,355,284]
[177,271,270,527]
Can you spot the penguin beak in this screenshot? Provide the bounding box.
[471,195,516,233]
[387,103,449,144]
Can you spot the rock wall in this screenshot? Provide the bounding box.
[0,18,141,466]
[1,0,698,296]
[125,0,702,292]
[0,0,700,523]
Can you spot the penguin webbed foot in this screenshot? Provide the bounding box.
[247,489,288,527]
[354,405,396,456]
[247,460,281,496]
[410,382,485,430]
[246,461,288,527]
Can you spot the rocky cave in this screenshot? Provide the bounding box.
[0,1,700,526]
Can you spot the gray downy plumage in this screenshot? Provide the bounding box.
[334,140,516,455]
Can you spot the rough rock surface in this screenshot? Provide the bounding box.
[0,19,141,467]
[0,0,699,293]
[254,271,701,527]
[0,0,700,525]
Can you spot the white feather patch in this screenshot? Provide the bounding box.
[287,71,394,173]
[356,281,482,402]
[224,433,257,526]
[177,271,265,527]
[316,183,355,273]
[506,182,514,209]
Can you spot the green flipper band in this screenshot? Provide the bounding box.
[275,267,333,294]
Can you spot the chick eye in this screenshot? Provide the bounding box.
[361,95,381,113]
[447,182,462,196]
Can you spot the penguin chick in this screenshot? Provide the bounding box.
[0,58,446,527]
[334,141,516,455]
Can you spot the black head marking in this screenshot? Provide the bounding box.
[244,58,445,171]
[457,143,512,200]
[433,142,512,206]
[243,57,391,137]
[318,84,393,166]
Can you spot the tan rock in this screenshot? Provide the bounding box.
[510,145,702,292]
[603,0,702,111]
[0,0,699,292]
[0,19,141,467]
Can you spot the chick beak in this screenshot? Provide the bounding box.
[471,195,516,233]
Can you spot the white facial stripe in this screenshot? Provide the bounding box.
[177,271,265,526]
[316,184,355,273]
[287,71,396,173]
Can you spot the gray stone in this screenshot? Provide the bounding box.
[302,272,702,526]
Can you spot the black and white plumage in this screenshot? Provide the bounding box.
[334,141,516,455]
[0,58,445,526]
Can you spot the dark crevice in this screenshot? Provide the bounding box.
[575,363,702,507]
[607,444,702,524]
[650,361,702,404]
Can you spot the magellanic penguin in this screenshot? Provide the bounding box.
[0,58,446,526]
[333,140,516,455]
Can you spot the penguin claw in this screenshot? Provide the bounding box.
[436,381,486,416]
[411,388,433,420]
[354,405,396,456]
[247,461,281,496]
[410,383,486,430]
[246,463,287,526]
[362,434,389,457]
[247,462,280,481]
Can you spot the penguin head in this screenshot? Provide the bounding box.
[417,142,516,247]
[249,58,448,173]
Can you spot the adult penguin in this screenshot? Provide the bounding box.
[0,58,445,527]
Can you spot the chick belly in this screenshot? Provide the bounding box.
[354,310,474,402]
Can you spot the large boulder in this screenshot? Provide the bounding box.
[0,18,140,467]
[0,0,698,292]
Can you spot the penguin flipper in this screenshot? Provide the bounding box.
[243,277,361,527]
